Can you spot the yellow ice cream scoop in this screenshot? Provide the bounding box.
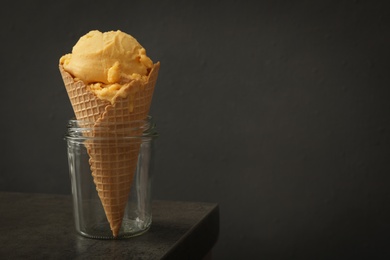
[60,30,153,85]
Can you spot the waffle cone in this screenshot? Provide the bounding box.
[60,63,160,237]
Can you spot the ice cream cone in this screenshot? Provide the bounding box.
[59,63,160,237]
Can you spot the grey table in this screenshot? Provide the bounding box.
[0,192,219,259]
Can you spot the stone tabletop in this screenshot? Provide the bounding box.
[0,192,219,259]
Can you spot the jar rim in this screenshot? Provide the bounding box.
[68,115,153,125]
[65,115,158,140]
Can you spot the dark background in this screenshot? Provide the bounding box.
[1,0,389,259]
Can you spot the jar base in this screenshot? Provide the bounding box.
[77,218,152,240]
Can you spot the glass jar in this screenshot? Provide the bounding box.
[65,116,157,239]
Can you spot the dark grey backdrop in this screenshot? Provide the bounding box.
[1,0,389,259]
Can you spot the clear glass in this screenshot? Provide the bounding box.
[65,116,157,239]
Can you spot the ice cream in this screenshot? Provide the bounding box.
[60,30,154,103]
[59,30,160,237]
